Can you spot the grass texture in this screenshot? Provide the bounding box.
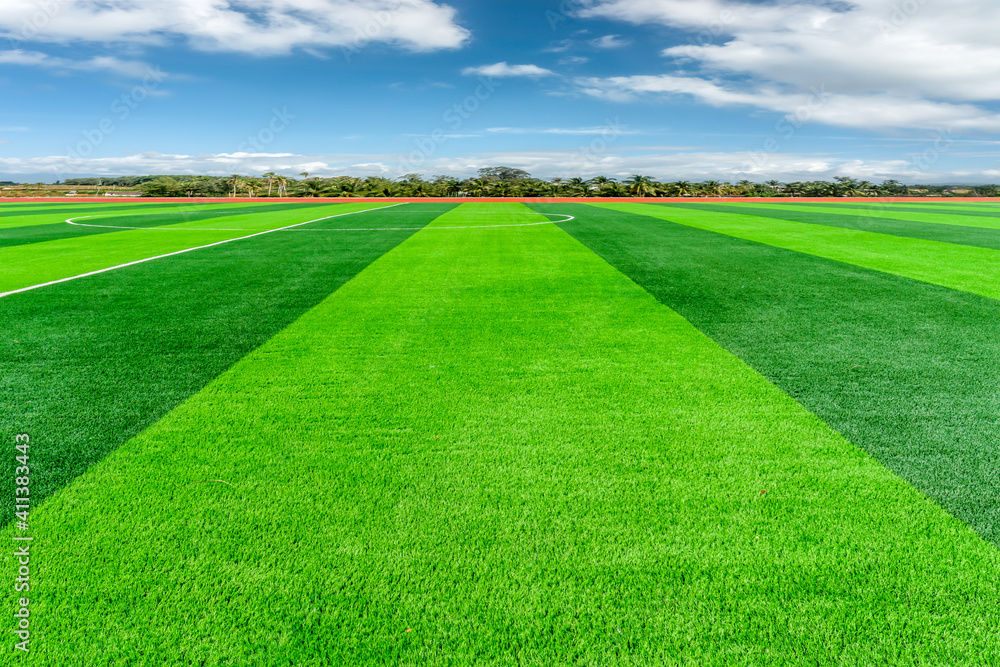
[0,204,443,524]
[557,203,1000,543]
[0,202,337,248]
[0,202,393,294]
[669,202,1000,250]
[592,202,1000,300]
[5,203,1000,665]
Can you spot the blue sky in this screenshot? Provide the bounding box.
[1,0,999,183]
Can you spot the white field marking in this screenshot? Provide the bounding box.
[65,212,576,232]
[0,204,405,300]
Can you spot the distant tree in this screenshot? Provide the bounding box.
[140,177,184,197]
[227,174,243,198]
[624,175,657,197]
[478,166,532,182]
[262,172,277,197]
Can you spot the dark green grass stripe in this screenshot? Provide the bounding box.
[663,202,1000,250]
[0,202,337,248]
[0,203,455,524]
[547,203,1000,544]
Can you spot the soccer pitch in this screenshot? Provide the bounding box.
[3,200,1000,664]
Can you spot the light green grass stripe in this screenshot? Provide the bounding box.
[595,202,1000,300]
[705,201,1000,230]
[0,202,392,293]
[0,203,190,230]
[7,203,999,664]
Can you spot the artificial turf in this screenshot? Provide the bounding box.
[5,203,1000,665]
[593,202,1000,300]
[0,202,395,294]
[702,201,1000,230]
[554,202,1000,543]
[0,203,446,524]
[666,202,1000,250]
[0,201,196,224]
[0,202,338,248]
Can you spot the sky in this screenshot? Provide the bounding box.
[1,0,999,184]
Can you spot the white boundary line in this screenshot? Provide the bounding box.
[65,213,576,232]
[0,203,406,300]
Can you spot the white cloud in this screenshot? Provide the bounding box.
[576,75,1000,133]
[1,148,994,183]
[0,0,470,55]
[0,49,160,78]
[544,40,575,53]
[590,34,630,49]
[573,0,1000,133]
[559,55,589,66]
[462,62,555,78]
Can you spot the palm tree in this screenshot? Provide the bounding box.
[263,172,276,197]
[466,178,491,197]
[565,177,587,196]
[245,177,263,198]
[702,180,724,197]
[275,175,290,197]
[624,175,657,197]
[433,177,462,196]
[586,175,614,196]
[296,179,327,197]
[227,174,242,198]
[602,181,626,197]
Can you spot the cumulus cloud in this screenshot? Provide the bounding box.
[0,0,470,55]
[573,0,1000,133]
[462,62,555,78]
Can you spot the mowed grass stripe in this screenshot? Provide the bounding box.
[0,204,449,524]
[667,202,1000,251]
[692,201,1000,230]
[10,202,1000,664]
[0,201,198,225]
[0,202,338,247]
[0,202,394,294]
[554,203,1000,543]
[596,202,1000,301]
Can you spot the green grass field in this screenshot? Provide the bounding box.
[3,200,1000,664]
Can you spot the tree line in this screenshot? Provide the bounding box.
[57,169,1000,198]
